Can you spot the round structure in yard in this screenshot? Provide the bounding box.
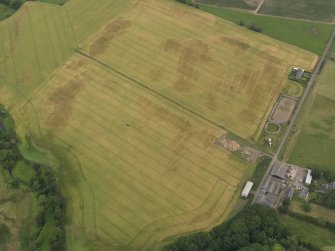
[265,122,281,134]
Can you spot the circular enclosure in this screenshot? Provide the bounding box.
[265,122,281,134]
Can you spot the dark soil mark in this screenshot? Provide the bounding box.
[89,18,132,56]
[164,39,211,92]
[220,36,250,55]
[46,73,87,133]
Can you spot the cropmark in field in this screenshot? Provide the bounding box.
[26,55,249,250]
[0,2,77,107]
[0,0,319,250]
[81,0,317,140]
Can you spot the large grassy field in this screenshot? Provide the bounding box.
[259,0,335,23]
[280,215,335,249]
[0,0,319,250]
[289,60,335,170]
[290,200,335,224]
[25,54,249,250]
[82,0,316,140]
[199,4,334,55]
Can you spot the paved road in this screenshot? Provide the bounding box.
[252,27,335,204]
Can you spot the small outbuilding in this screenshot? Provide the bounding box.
[299,186,309,200]
[241,181,253,198]
[305,169,312,185]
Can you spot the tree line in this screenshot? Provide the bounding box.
[163,205,319,251]
[0,0,24,10]
[175,0,199,9]
[310,168,335,209]
[0,110,66,251]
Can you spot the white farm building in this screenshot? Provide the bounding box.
[305,169,312,185]
[241,181,253,198]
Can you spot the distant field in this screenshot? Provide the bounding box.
[27,55,249,250]
[290,200,335,224]
[196,0,259,10]
[259,0,335,23]
[82,0,316,140]
[289,60,335,170]
[199,4,334,55]
[280,215,335,249]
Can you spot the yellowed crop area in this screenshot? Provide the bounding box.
[30,55,248,250]
[82,0,317,139]
[0,2,77,106]
[65,0,135,44]
[0,0,320,250]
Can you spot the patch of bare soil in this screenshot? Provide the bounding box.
[214,134,267,162]
[89,18,132,56]
[214,134,241,152]
[271,96,297,123]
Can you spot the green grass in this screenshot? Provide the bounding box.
[315,60,335,99]
[282,80,304,98]
[290,200,335,224]
[12,161,36,183]
[289,133,335,170]
[249,157,271,190]
[199,4,334,55]
[259,0,335,23]
[289,61,335,170]
[280,215,335,248]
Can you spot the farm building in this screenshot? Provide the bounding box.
[305,169,312,185]
[271,162,289,180]
[241,181,253,198]
[321,181,335,191]
[299,186,309,200]
[292,67,305,80]
[286,186,295,200]
[289,67,312,83]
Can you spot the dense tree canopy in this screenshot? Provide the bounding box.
[163,205,319,251]
[0,111,66,251]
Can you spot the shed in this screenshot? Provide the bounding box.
[241,181,253,198]
[287,186,295,200]
[305,169,312,185]
[299,186,309,200]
